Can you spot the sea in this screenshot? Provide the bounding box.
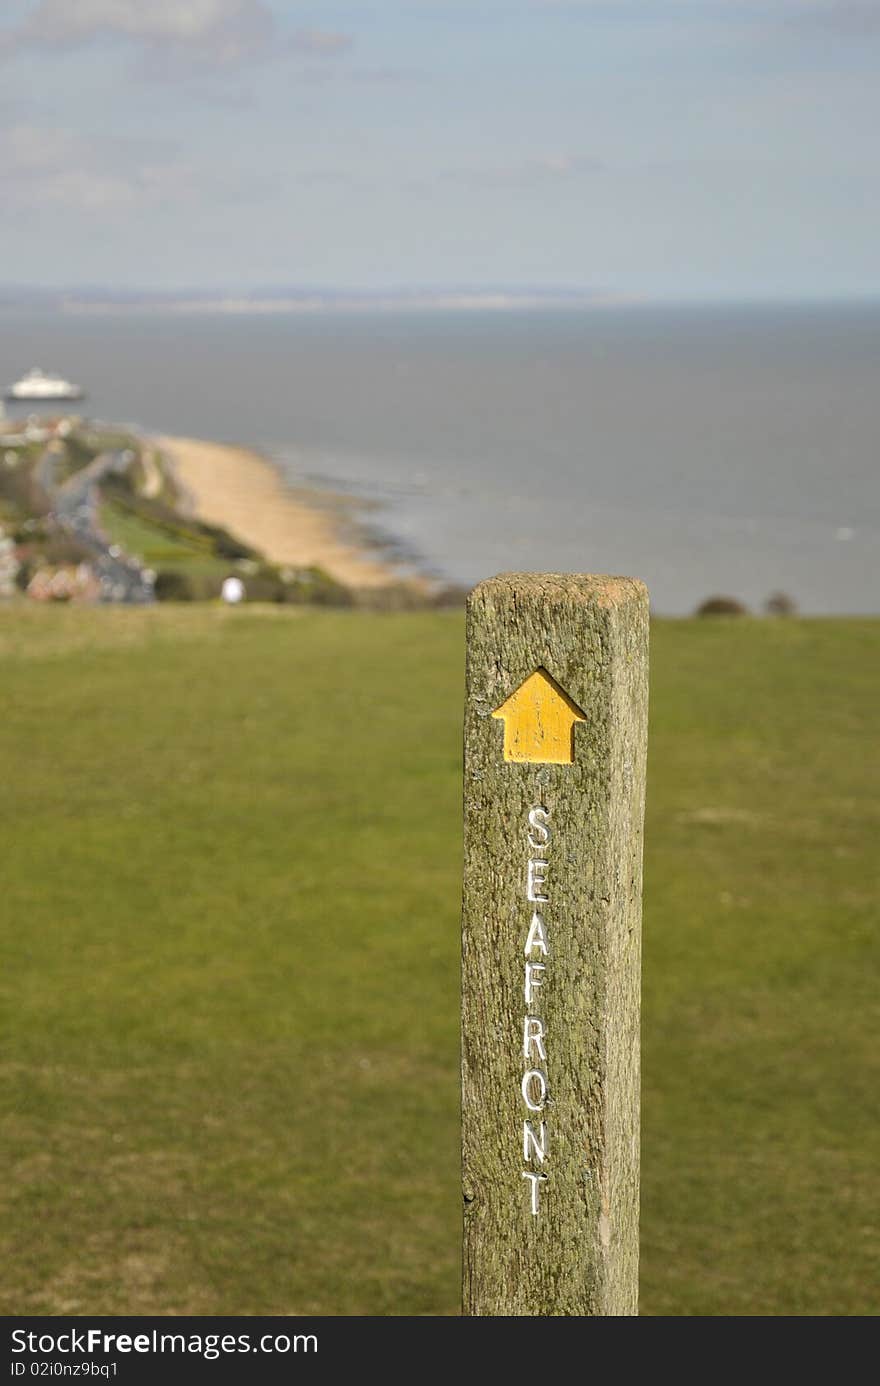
[1,300,877,614]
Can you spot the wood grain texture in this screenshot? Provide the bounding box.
[461,573,649,1316]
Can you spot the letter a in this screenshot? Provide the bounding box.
[524,911,548,957]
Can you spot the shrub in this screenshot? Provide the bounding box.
[279,566,353,607]
[42,532,94,566]
[153,569,197,602]
[695,595,749,617]
[198,522,261,562]
[430,583,468,609]
[0,461,51,519]
[765,591,797,616]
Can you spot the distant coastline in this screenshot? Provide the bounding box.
[0,410,445,607]
[1,301,875,613]
[0,286,635,316]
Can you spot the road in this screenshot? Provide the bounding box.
[42,447,154,604]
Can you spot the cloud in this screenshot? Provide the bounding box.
[532,1,698,10]
[785,1,880,36]
[1,1,277,70]
[348,67,424,84]
[0,122,262,213]
[0,4,358,74]
[537,0,880,17]
[289,29,354,58]
[448,153,603,188]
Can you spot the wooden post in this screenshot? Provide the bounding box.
[461,573,649,1316]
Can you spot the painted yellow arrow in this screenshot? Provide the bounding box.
[491,667,587,764]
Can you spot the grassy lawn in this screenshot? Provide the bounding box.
[98,502,232,578]
[0,606,876,1316]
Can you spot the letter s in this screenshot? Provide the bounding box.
[527,806,551,849]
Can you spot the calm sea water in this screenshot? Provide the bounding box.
[2,302,877,613]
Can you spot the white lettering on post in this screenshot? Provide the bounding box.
[520,804,553,1215]
[523,1015,547,1062]
[521,1170,548,1216]
[521,1068,547,1111]
[527,807,552,850]
[524,911,548,957]
[524,960,545,1005]
[526,857,549,902]
[523,1121,547,1163]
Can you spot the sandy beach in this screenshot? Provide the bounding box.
[155,435,408,590]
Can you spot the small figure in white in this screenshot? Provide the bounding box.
[221,576,245,605]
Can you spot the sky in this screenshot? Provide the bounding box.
[0,0,878,299]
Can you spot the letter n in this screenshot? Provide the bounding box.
[523,1121,547,1163]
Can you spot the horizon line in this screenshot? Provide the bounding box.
[1,285,878,313]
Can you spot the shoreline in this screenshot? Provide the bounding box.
[155,434,427,592]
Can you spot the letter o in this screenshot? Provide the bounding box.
[521,1068,547,1112]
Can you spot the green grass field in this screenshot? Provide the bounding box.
[99,501,230,578]
[1,606,877,1316]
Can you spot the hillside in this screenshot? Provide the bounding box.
[0,607,876,1315]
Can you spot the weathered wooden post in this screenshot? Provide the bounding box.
[461,573,649,1316]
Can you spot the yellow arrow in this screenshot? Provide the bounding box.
[491,667,587,764]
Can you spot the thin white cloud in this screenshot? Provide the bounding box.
[17,0,265,43]
[449,153,603,188]
[0,2,349,71]
[537,0,880,18]
[533,1,703,9]
[0,122,263,213]
[786,1,880,35]
[349,66,422,83]
[290,29,354,57]
[1,124,175,211]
